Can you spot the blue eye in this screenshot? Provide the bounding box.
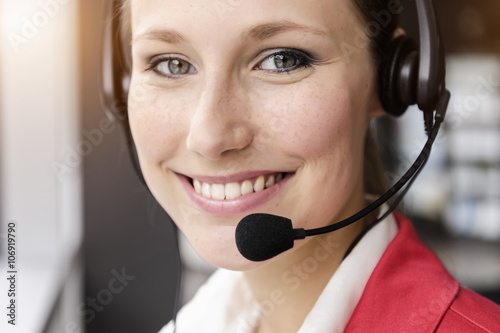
[147,56,196,77]
[257,49,314,73]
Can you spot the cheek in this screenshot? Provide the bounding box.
[127,81,188,162]
[261,83,365,161]
[258,75,371,227]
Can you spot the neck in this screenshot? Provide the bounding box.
[243,196,372,333]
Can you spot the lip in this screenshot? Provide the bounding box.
[177,172,293,216]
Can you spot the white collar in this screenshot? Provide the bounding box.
[160,208,398,333]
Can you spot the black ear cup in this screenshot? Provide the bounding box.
[378,35,419,117]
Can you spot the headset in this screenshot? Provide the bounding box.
[101,0,450,328]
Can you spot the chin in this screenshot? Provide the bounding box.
[176,222,261,271]
[194,240,265,272]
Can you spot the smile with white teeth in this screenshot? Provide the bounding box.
[192,173,285,201]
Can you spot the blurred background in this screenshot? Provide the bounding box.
[0,0,499,332]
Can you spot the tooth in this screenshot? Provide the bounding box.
[241,180,253,195]
[254,175,265,192]
[265,175,275,188]
[225,182,241,200]
[196,174,283,200]
[193,179,202,194]
[202,182,211,198]
[211,184,225,200]
[276,173,283,183]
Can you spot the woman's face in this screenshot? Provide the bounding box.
[129,0,382,270]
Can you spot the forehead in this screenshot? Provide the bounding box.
[129,0,362,43]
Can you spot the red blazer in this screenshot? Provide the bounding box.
[345,213,500,332]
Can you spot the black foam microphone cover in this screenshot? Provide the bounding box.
[235,213,294,261]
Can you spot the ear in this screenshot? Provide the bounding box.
[393,27,406,38]
[367,94,386,118]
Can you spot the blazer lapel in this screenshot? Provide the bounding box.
[345,213,459,333]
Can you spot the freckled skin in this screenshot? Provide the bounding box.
[128,0,383,271]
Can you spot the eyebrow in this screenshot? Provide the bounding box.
[241,21,329,41]
[132,20,328,45]
[132,29,185,44]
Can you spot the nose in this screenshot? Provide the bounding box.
[186,78,253,161]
